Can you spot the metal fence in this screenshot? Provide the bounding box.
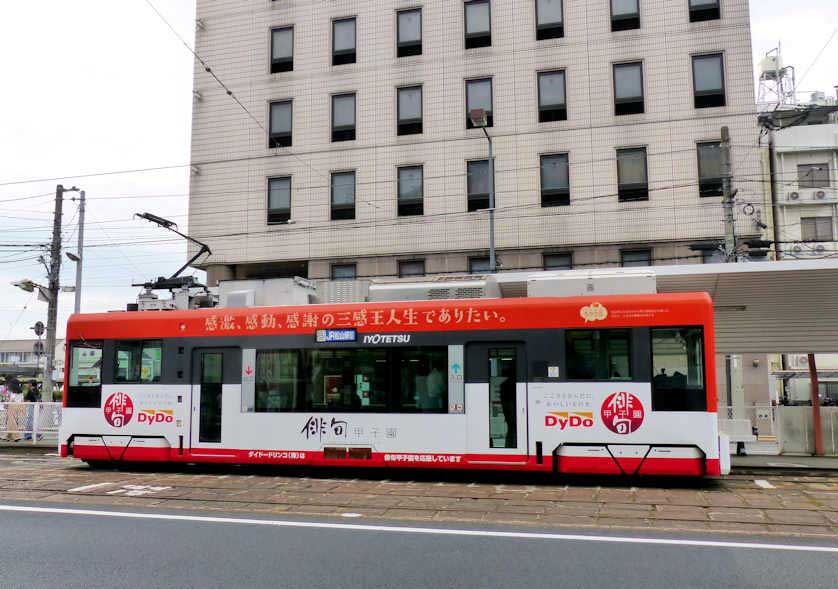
[0,402,61,445]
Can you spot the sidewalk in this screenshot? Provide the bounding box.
[732,454,838,470]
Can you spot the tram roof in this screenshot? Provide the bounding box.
[495,259,838,355]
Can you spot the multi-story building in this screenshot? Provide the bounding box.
[189,0,762,283]
[0,340,65,380]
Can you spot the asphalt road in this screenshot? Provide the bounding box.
[1,504,837,589]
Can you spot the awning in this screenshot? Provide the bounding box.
[494,259,838,355]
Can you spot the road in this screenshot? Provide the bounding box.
[1,502,837,589]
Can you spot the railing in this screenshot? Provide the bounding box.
[0,402,62,445]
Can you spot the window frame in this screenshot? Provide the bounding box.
[613,61,645,116]
[543,252,573,270]
[537,70,568,122]
[692,53,726,109]
[465,77,493,129]
[621,248,652,267]
[397,8,423,57]
[611,0,640,32]
[689,0,720,23]
[398,259,426,278]
[565,328,633,381]
[331,263,357,281]
[540,153,570,207]
[332,17,357,66]
[66,340,104,408]
[330,170,356,221]
[113,340,163,385]
[650,326,708,411]
[801,217,835,242]
[464,0,492,49]
[798,163,831,189]
[331,92,357,142]
[270,26,294,73]
[467,159,491,212]
[535,0,564,40]
[268,99,293,148]
[469,256,491,273]
[697,141,723,197]
[616,146,649,202]
[397,165,424,216]
[267,176,292,224]
[397,85,423,136]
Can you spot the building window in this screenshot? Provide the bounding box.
[798,164,830,188]
[268,100,292,148]
[332,93,356,142]
[397,8,422,57]
[467,160,491,212]
[692,53,725,108]
[613,62,644,115]
[536,0,564,39]
[332,17,356,66]
[621,249,652,267]
[697,142,723,197]
[397,166,424,216]
[331,263,357,280]
[617,147,649,201]
[801,217,834,242]
[398,260,426,278]
[651,327,707,411]
[267,177,291,224]
[331,171,356,220]
[466,78,493,128]
[397,86,423,136]
[540,154,570,207]
[689,0,720,23]
[611,0,640,31]
[464,0,491,49]
[270,26,294,73]
[543,252,572,270]
[469,256,491,273]
[538,70,567,122]
[566,330,632,380]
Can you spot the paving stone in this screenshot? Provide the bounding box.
[652,505,709,521]
[707,507,767,522]
[763,509,830,525]
[706,521,773,534]
[381,508,436,520]
[766,525,835,536]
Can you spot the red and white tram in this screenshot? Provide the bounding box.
[59,293,729,476]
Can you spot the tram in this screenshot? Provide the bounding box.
[59,293,729,476]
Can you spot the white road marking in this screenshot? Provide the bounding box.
[0,504,836,554]
[106,485,171,497]
[67,482,114,493]
[341,513,363,518]
[767,462,810,468]
[755,479,776,489]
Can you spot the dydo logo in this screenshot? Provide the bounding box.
[103,393,134,428]
[544,411,594,430]
[138,409,175,425]
[601,392,645,435]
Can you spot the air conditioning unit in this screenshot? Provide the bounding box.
[788,191,800,201]
[368,275,500,302]
[814,190,827,200]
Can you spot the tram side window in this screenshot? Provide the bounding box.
[253,347,448,413]
[114,340,162,383]
[651,327,707,411]
[566,330,631,380]
[67,341,103,407]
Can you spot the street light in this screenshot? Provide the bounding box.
[469,108,496,273]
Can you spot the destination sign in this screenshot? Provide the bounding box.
[315,328,357,343]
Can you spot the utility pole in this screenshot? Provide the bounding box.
[43,185,65,402]
[486,130,496,273]
[73,191,86,314]
[720,126,736,262]
[767,129,782,260]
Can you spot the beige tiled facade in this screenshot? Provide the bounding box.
[189,0,762,283]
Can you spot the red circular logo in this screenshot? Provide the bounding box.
[103,393,134,428]
[601,392,644,435]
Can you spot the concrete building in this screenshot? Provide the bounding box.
[0,340,65,381]
[189,0,762,283]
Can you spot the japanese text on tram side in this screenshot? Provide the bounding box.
[202,307,507,333]
[385,454,463,464]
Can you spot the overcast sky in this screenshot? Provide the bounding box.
[0,0,835,341]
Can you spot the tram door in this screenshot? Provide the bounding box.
[466,343,528,456]
[190,348,241,446]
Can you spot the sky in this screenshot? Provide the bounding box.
[0,0,836,340]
